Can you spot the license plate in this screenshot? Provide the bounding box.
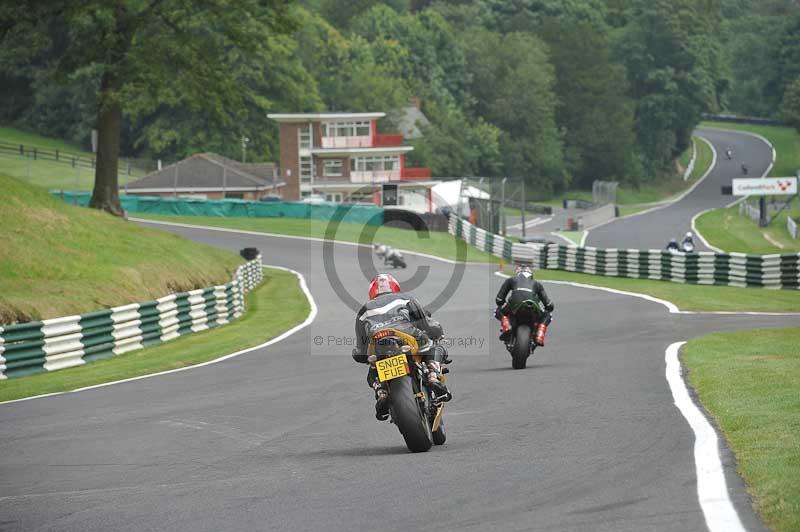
[376,354,409,382]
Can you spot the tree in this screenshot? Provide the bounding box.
[617,0,726,176]
[293,8,411,123]
[317,0,408,30]
[409,101,501,177]
[350,5,472,107]
[540,17,639,188]
[0,1,295,215]
[781,78,800,132]
[463,30,567,194]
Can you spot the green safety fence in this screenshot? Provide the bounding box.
[0,254,263,379]
[53,191,384,225]
[450,214,800,290]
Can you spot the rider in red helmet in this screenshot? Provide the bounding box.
[353,273,452,420]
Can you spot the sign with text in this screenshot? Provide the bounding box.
[732,177,798,196]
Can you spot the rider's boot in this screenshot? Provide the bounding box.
[534,323,548,346]
[426,361,452,402]
[373,381,390,421]
[499,316,512,341]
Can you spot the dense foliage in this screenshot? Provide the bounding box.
[2,0,797,200]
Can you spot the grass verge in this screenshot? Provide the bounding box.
[695,204,800,254]
[534,269,800,313]
[701,121,800,177]
[134,214,496,263]
[553,231,584,246]
[0,268,309,402]
[0,173,242,323]
[682,328,800,532]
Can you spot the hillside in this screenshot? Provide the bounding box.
[0,173,242,324]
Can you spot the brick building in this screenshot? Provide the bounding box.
[267,112,436,210]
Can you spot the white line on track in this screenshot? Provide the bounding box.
[130,218,488,266]
[507,216,553,230]
[665,342,746,532]
[0,265,318,406]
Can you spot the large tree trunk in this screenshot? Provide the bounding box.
[89,69,124,216]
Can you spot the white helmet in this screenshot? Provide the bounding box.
[685,231,692,239]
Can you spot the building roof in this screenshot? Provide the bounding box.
[267,112,385,122]
[398,104,430,139]
[125,153,280,192]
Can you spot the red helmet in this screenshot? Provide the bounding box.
[368,273,401,300]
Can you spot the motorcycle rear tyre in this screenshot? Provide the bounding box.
[389,376,433,452]
[511,325,530,369]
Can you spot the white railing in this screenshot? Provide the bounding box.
[788,216,798,239]
[320,136,372,149]
[350,170,401,183]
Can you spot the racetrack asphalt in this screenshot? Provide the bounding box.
[586,128,774,251]
[1,221,797,532]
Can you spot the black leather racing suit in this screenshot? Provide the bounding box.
[353,291,445,387]
[495,272,554,325]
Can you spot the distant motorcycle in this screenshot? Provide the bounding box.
[385,249,407,269]
[374,244,388,260]
[681,240,695,253]
[725,148,733,160]
[741,163,749,175]
[666,239,680,254]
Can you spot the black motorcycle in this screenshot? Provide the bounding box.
[502,298,548,370]
[385,251,407,269]
[369,329,448,452]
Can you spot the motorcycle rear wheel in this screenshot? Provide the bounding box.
[511,325,531,369]
[389,376,433,452]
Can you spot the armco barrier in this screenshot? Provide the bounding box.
[53,191,383,225]
[0,254,263,379]
[449,215,800,290]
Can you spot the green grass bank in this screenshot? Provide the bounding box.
[682,328,800,532]
[0,268,309,402]
[695,205,800,254]
[0,173,242,323]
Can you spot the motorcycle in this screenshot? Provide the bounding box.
[681,240,695,253]
[501,298,548,370]
[385,250,407,269]
[368,329,448,452]
[374,244,388,260]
